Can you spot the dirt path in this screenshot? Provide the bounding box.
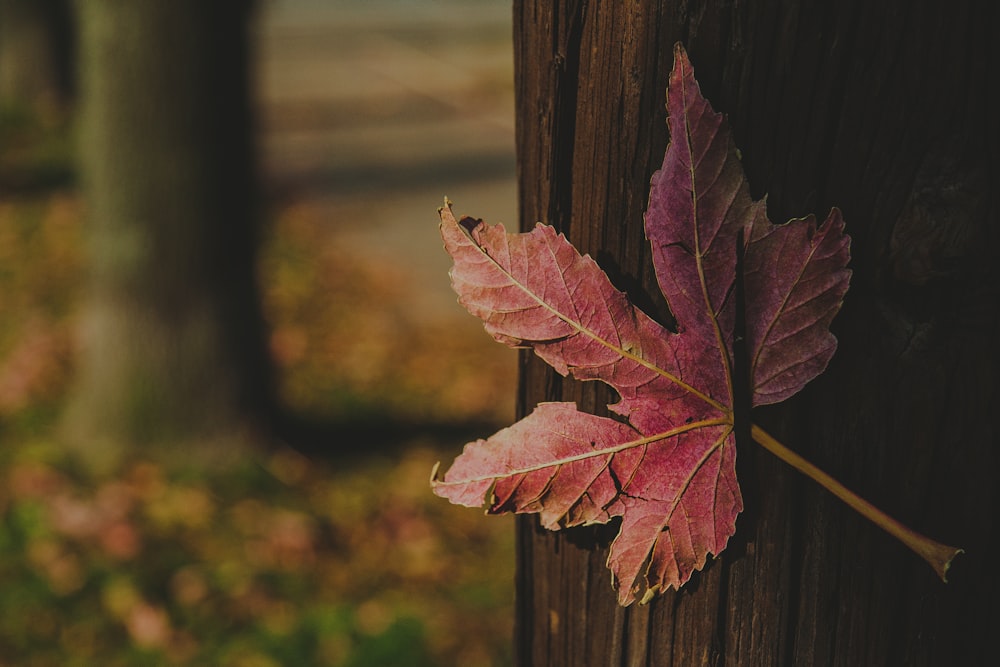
[254,1,517,322]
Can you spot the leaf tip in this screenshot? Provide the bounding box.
[429,461,443,488]
[669,42,695,88]
[438,200,455,229]
[437,197,483,235]
[672,41,688,63]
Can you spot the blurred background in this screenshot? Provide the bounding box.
[0,0,517,664]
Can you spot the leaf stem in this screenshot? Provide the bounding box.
[750,423,963,581]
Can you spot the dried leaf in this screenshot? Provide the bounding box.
[432,44,960,605]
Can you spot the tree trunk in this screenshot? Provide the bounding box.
[513,1,998,664]
[68,0,273,465]
[0,0,74,112]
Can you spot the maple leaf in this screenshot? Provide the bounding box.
[431,44,962,605]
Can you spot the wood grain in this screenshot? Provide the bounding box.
[513,1,999,664]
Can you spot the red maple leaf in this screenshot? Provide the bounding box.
[432,44,960,605]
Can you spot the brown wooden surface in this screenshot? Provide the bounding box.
[513,1,999,664]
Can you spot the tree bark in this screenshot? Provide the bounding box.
[513,1,998,664]
[69,0,273,464]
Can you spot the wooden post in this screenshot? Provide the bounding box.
[513,1,998,664]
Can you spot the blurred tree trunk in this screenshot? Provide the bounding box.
[0,0,74,112]
[68,0,273,464]
[514,1,997,665]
